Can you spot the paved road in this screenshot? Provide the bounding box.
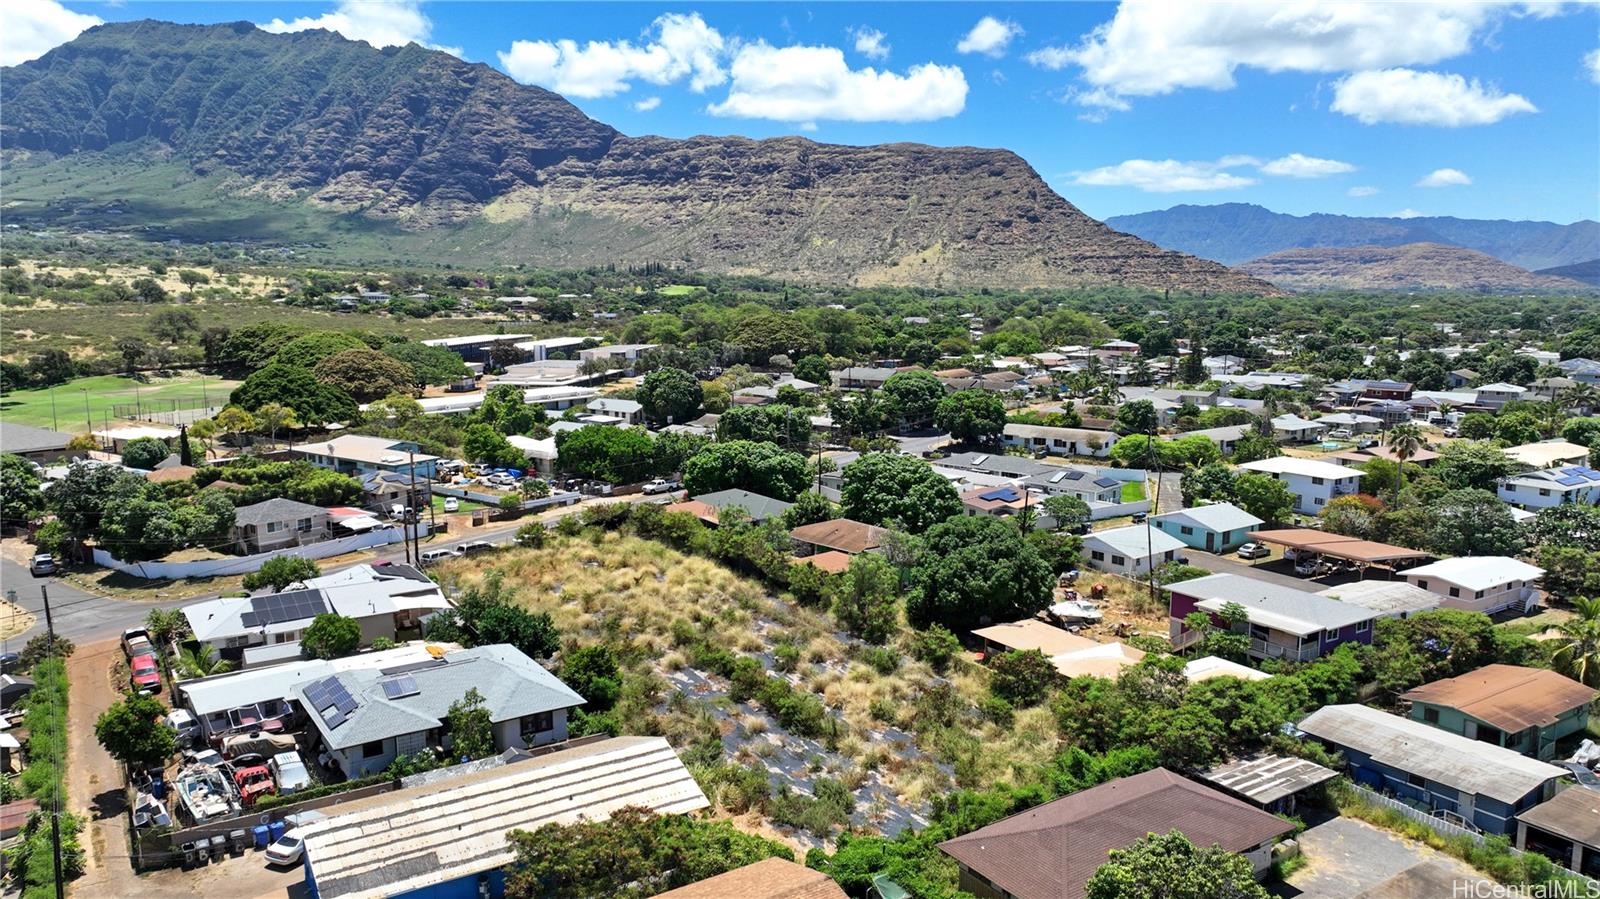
[1,556,188,647]
[1188,552,1324,590]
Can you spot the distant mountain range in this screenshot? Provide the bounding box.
[1106,203,1599,271]
[1236,243,1594,293]
[1535,259,1600,287]
[0,21,1278,294]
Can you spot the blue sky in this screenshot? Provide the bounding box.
[10,1,1600,223]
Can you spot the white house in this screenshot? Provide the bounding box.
[1081,525,1186,575]
[578,344,658,365]
[1474,383,1528,410]
[291,435,440,479]
[1000,423,1116,458]
[1498,466,1600,510]
[1317,412,1383,435]
[1271,414,1327,444]
[507,435,559,478]
[1502,441,1593,471]
[1149,503,1263,553]
[586,397,644,425]
[1236,457,1360,515]
[1182,425,1255,456]
[1404,557,1545,615]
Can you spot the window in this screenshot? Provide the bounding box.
[1540,489,1551,497]
[266,521,284,533]
[1475,589,1485,599]
[1111,555,1126,567]
[1356,619,1370,634]
[521,711,554,737]
[297,517,313,532]
[1423,707,1439,724]
[1179,525,1194,536]
[1314,496,1325,505]
[1313,476,1325,485]
[1090,550,1105,562]
[1417,579,1429,590]
[1449,587,1461,598]
[362,740,384,759]
[1407,772,1427,788]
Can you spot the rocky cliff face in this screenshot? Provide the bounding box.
[2,21,1277,293]
[1238,243,1594,293]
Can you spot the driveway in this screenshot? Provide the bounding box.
[1188,552,1325,591]
[1279,817,1484,898]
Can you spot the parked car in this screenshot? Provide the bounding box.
[461,540,497,555]
[122,627,153,658]
[1327,428,1354,440]
[642,478,680,495]
[264,833,305,866]
[164,710,200,747]
[1294,557,1330,578]
[222,731,296,759]
[233,764,276,807]
[28,554,56,576]
[1236,542,1270,560]
[0,652,20,675]
[270,751,313,794]
[129,653,162,693]
[442,498,460,512]
[419,546,465,565]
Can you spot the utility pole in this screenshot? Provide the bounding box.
[408,451,422,565]
[41,585,64,899]
[49,387,58,432]
[1143,423,1160,610]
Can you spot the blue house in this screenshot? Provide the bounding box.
[1150,503,1264,553]
[1298,704,1566,836]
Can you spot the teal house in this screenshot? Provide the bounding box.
[1402,664,1595,761]
[1149,502,1263,554]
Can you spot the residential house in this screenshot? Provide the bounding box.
[1181,425,1255,456]
[1194,753,1339,815]
[1474,382,1528,410]
[1168,573,1376,662]
[789,518,886,556]
[1000,423,1116,458]
[1409,390,1478,422]
[1530,376,1580,403]
[230,498,329,554]
[1270,414,1327,444]
[1401,664,1594,761]
[1236,457,1360,515]
[937,768,1292,899]
[1297,704,1566,836]
[1517,789,1600,878]
[829,367,901,390]
[0,424,72,464]
[1358,379,1413,401]
[1499,465,1600,510]
[1557,358,1600,385]
[1149,503,1263,553]
[360,471,430,513]
[291,434,440,480]
[657,859,849,899]
[578,344,659,366]
[1321,380,1366,405]
[1317,412,1384,434]
[1315,581,1440,620]
[1081,525,1186,576]
[960,485,1036,520]
[1330,445,1441,469]
[294,644,586,779]
[506,435,559,478]
[181,564,448,661]
[1447,369,1478,389]
[586,397,644,425]
[682,489,793,524]
[1203,355,1252,376]
[1021,468,1124,505]
[1503,440,1593,471]
[1354,399,1414,427]
[1403,556,1545,614]
[971,619,1097,659]
[93,424,181,456]
[299,736,708,899]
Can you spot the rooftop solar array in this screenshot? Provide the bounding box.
[305,675,357,729]
[978,487,1022,502]
[380,676,420,700]
[240,589,329,628]
[1552,466,1600,487]
[379,658,448,677]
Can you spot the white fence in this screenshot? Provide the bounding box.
[432,485,582,511]
[92,524,431,580]
[1349,783,1486,842]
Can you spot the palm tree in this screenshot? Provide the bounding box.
[1553,597,1600,688]
[1561,383,1598,416]
[176,646,234,679]
[1383,422,1426,505]
[144,608,189,651]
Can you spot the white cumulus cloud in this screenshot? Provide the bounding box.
[1260,153,1356,178]
[852,26,889,61]
[1347,186,1381,197]
[1583,48,1599,84]
[956,16,1022,57]
[632,96,661,112]
[1416,168,1471,188]
[708,42,967,123]
[2,0,102,67]
[1392,208,1425,219]
[1331,68,1536,126]
[497,12,726,98]
[1070,157,1259,193]
[1029,1,1563,113]
[261,0,434,49]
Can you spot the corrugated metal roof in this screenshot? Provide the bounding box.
[1297,705,1566,804]
[1196,753,1338,806]
[301,736,708,899]
[1176,573,1375,636]
[1517,788,1600,848]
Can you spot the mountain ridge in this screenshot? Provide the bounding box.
[1237,242,1594,293]
[1106,203,1598,271]
[1,20,1278,294]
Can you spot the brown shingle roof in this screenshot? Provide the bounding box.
[789,518,887,554]
[146,465,198,483]
[655,858,848,899]
[792,551,852,574]
[1401,664,1595,733]
[1516,787,1600,848]
[937,768,1292,899]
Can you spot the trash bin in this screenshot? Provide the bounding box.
[195,839,210,865]
[207,835,227,859]
[229,830,247,856]
[149,779,165,800]
[252,825,270,849]
[181,842,197,869]
[268,820,286,843]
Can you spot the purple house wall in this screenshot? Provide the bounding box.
[1169,587,1375,660]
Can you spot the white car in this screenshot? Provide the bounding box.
[270,751,312,794]
[642,479,680,495]
[442,498,460,512]
[264,834,304,866]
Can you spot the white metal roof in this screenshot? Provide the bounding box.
[1317,580,1441,616]
[1238,456,1359,481]
[1183,656,1271,683]
[1178,573,1375,636]
[177,644,438,716]
[1403,556,1545,592]
[1083,524,1187,559]
[300,736,708,899]
[1297,704,1565,805]
[1152,503,1263,534]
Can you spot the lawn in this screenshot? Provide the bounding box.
[0,372,240,430]
[1120,480,1147,502]
[430,495,487,514]
[656,285,705,297]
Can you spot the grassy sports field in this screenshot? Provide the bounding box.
[0,373,240,430]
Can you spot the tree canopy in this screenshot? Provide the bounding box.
[909,515,1054,631]
[312,348,415,402]
[840,452,962,534]
[934,390,1007,444]
[636,367,703,426]
[682,440,810,501]
[230,363,357,425]
[557,426,657,483]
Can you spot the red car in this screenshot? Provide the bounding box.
[129,653,162,693]
[233,765,276,807]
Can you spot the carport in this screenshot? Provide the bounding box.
[1245,529,1432,579]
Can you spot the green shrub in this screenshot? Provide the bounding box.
[979,695,1015,728]
[909,625,962,674]
[862,646,900,675]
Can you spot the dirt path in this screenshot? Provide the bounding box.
[66,638,130,898]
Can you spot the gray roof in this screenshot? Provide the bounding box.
[1083,524,1186,558]
[1297,704,1566,805]
[1172,573,1374,636]
[1152,503,1263,534]
[691,488,794,523]
[0,423,72,455]
[296,645,585,751]
[1317,581,1441,616]
[1024,468,1121,491]
[233,497,325,527]
[941,452,1056,478]
[588,398,642,414]
[1196,753,1338,806]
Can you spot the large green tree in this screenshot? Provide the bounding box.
[934,390,1007,445]
[0,454,44,526]
[230,363,357,425]
[682,440,810,501]
[94,694,176,769]
[636,367,703,427]
[880,370,947,428]
[312,348,416,402]
[1427,488,1523,557]
[119,436,171,471]
[909,515,1054,631]
[301,613,361,660]
[715,405,813,446]
[1086,830,1270,899]
[556,426,657,483]
[840,452,962,534]
[242,556,321,592]
[382,341,471,388]
[271,331,371,369]
[445,687,494,760]
[463,424,528,469]
[1231,472,1295,523]
[828,553,900,644]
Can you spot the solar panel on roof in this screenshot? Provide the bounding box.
[978,487,1020,502]
[1049,471,1068,483]
[323,709,346,729]
[381,675,420,700]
